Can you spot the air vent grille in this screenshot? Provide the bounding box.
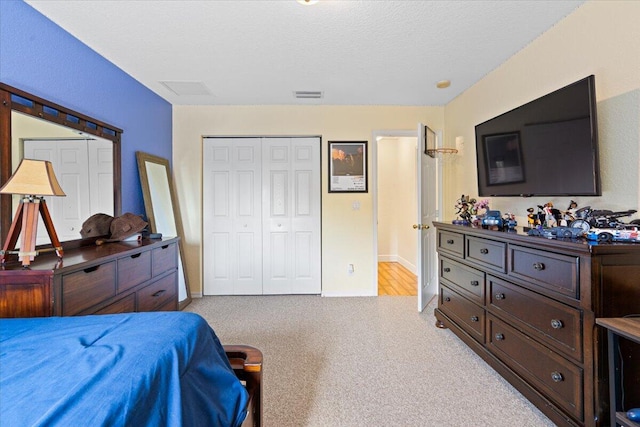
[294,91,323,99]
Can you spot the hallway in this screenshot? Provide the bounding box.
[378,262,417,296]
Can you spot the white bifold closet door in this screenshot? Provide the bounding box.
[202,137,321,295]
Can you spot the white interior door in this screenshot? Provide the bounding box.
[416,124,438,311]
[24,139,91,243]
[203,138,263,295]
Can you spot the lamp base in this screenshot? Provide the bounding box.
[0,197,63,267]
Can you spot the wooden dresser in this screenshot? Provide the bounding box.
[0,238,179,318]
[433,222,640,427]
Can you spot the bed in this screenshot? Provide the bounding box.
[0,311,262,426]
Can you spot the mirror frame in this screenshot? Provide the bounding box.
[0,83,122,246]
[136,151,192,310]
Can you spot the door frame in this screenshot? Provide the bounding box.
[371,129,444,297]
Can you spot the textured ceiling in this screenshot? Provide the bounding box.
[25,0,584,106]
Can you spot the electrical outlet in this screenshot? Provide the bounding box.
[347,264,355,275]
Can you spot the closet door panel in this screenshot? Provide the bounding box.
[290,138,321,293]
[203,138,262,295]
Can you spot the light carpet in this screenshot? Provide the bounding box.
[188,295,555,427]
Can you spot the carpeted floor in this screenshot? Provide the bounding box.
[188,295,556,427]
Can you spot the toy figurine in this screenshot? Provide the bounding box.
[543,202,558,228]
[503,212,517,230]
[454,195,476,224]
[560,200,578,226]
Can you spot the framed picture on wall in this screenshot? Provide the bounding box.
[329,141,367,193]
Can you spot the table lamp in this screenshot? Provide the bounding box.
[0,159,66,267]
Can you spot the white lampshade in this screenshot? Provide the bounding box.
[0,159,66,197]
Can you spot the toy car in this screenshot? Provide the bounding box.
[586,226,640,243]
[482,210,503,230]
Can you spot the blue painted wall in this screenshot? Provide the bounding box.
[0,0,172,216]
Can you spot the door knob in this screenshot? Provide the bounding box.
[421,224,430,230]
[413,224,419,229]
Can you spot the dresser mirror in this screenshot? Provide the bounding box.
[136,151,192,309]
[1,83,122,247]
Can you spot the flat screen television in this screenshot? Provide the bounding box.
[475,75,600,197]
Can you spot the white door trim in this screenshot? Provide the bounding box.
[371,128,444,297]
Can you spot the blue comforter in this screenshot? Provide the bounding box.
[0,312,249,426]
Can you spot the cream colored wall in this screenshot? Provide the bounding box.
[173,106,443,296]
[443,1,640,224]
[377,137,417,273]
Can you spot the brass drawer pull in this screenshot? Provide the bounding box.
[443,267,451,273]
[470,316,479,322]
[152,290,166,297]
[495,333,505,341]
[551,319,564,329]
[551,371,564,382]
[470,280,479,286]
[495,293,505,300]
[533,262,545,271]
[446,239,454,244]
[480,248,489,254]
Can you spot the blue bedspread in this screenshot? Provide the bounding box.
[0,312,249,426]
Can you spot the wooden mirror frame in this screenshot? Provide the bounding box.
[0,83,122,247]
[136,151,192,310]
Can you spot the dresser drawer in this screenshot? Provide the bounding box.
[437,230,464,258]
[62,262,116,316]
[440,257,484,304]
[117,250,152,293]
[509,245,579,299]
[465,236,506,272]
[94,293,136,315]
[487,314,583,421]
[487,276,582,361]
[440,285,485,342]
[152,243,178,277]
[137,272,177,312]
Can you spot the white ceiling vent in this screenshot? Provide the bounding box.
[294,91,323,99]
[160,81,212,96]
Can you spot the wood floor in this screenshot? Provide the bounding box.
[378,262,417,296]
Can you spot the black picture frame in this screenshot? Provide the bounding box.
[328,141,368,193]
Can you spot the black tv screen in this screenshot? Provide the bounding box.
[475,75,600,197]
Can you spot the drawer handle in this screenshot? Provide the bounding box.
[444,297,451,302]
[470,280,479,287]
[130,253,142,259]
[161,245,169,249]
[152,290,166,297]
[551,371,564,383]
[495,293,505,300]
[83,265,100,273]
[470,316,479,322]
[533,262,545,271]
[446,239,454,244]
[495,333,505,341]
[550,319,564,329]
[443,267,451,273]
[480,248,489,254]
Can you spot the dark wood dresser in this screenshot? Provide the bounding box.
[0,238,179,318]
[433,222,640,427]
